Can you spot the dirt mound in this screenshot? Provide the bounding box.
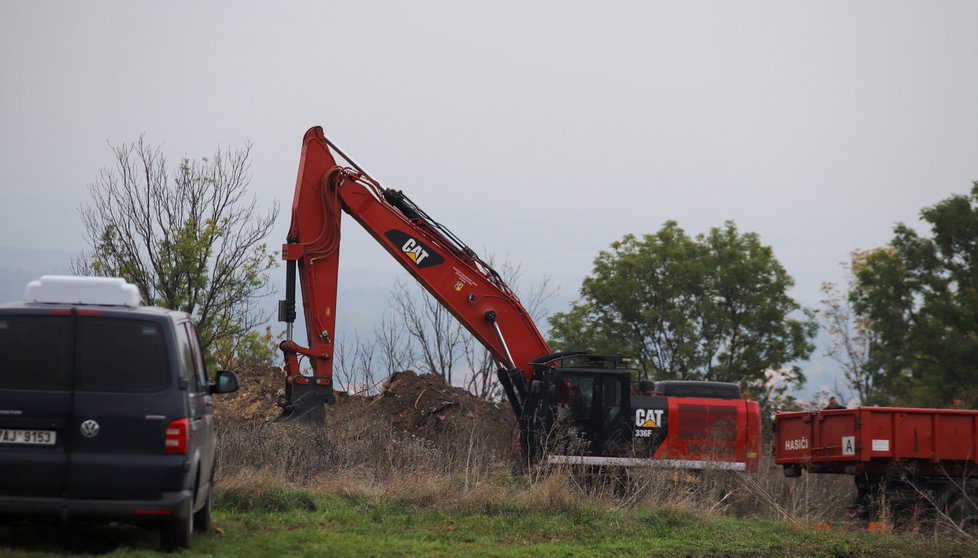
[365,370,515,450]
[214,365,286,423]
[215,366,515,456]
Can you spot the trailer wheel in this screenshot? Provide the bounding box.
[782,464,801,478]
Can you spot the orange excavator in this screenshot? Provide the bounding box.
[277,126,761,470]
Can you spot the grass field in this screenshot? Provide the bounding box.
[4,416,977,557]
[2,483,976,557]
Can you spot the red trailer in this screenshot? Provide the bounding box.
[774,407,978,529]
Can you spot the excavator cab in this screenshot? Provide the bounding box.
[512,353,634,460]
[547,368,632,457]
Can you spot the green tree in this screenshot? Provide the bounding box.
[74,137,279,368]
[211,326,281,371]
[548,221,816,407]
[850,183,978,407]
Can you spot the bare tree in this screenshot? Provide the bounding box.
[463,336,497,399]
[74,136,279,364]
[374,314,415,377]
[333,331,380,394]
[390,279,467,383]
[820,259,882,404]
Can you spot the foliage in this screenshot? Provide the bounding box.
[211,326,281,371]
[548,221,817,406]
[74,137,279,367]
[851,183,978,408]
[750,367,804,417]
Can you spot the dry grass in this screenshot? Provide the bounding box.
[214,414,976,543]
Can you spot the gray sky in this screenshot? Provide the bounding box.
[2,1,977,396]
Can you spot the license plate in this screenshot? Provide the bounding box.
[0,428,57,446]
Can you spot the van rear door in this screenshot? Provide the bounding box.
[0,314,73,498]
[68,316,180,500]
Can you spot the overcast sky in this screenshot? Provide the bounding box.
[2,1,977,397]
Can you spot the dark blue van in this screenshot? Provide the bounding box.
[0,276,238,551]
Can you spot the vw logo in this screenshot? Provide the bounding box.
[80,420,100,439]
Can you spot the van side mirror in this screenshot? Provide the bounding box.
[210,371,239,395]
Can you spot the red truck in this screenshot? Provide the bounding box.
[775,406,978,529]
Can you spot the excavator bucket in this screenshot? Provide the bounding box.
[275,380,335,422]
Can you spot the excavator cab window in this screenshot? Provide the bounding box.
[556,375,594,422]
[549,370,632,455]
[603,376,622,427]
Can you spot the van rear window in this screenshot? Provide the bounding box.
[0,316,73,390]
[77,319,170,393]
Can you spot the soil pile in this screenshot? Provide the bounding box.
[214,366,515,455]
[365,370,514,451]
[213,365,285,423]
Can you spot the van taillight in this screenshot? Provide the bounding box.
[164,418,188,455]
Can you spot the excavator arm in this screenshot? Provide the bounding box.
[278,127,551,420]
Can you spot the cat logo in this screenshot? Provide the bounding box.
[384,230,445,269]
[635,408,664,429]
[402,238,430,265]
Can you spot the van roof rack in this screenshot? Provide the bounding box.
[24,276,142,307]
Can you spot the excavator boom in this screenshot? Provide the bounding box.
[278,127,549,419]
